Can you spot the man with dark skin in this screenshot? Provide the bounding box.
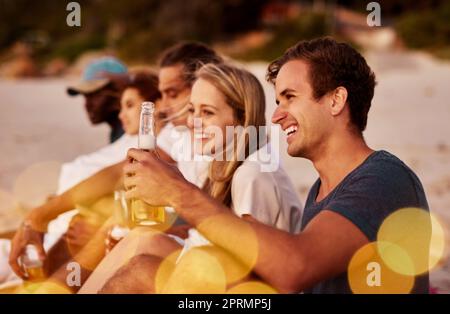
[67,57,128,143]
[99,38,430,294]
[81,88,123,142]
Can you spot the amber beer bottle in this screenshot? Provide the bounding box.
[130,102,166,226]
[105,190,130,253]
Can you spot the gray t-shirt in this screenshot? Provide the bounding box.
[302,150,429,294]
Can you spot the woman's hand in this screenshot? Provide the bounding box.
[123,149,188,206]
[9,219,46,279]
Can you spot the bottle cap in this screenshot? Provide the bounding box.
[141,102,155,111]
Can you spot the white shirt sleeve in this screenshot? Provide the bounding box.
[48,135,137,250]
[230,162,280,227]
[57,134,137,194]
[156,123,176,160]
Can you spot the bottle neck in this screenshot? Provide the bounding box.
[139,105,156,150]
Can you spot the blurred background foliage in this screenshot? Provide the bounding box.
[395,1,450,58]
[0,0,449,72]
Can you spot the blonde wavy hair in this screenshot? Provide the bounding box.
[195,63,267,207]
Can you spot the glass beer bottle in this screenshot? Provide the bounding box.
[21,244,45,281]
[105,190,130,254]
[130,102,166,226]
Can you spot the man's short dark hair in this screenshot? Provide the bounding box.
[127,71,161,102]
[267,37,376,132]
[158,41,223,86]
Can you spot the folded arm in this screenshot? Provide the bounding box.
[27,160,126,230]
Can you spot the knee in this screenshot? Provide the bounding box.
[99,254,161,294]
[135,233,177,257]
[127,253,161,268]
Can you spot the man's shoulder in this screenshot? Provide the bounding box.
[334,150,428,214]
[346,150,421,189]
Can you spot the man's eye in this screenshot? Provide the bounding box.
[168,92,178,99]
[286,94,294,100]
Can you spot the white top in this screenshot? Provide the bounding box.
[57,134,138,194]
[156,122,177,160]
[181,144,303,254]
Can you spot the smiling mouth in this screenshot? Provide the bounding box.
[194,133,212,140]
[284,124,298,138]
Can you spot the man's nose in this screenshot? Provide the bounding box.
[186,113,194,129]
[160,94,171,107]
[190,115,203,130]
[271,106,287,125]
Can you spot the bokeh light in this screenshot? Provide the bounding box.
[227,281,277,294]
[0,188,22,233]
[200,245,255,285]
[348,242,415,294]
[196,214,259,283]
[12,161,61,212]
[65,198,114,269]
[156,247,227,294]
[154,249,181,294]
[15,280,72,294]
[377,207,446,276]
[0,189,15,213]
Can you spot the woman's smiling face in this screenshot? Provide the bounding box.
[187,78,237,156]
[119,87,144,135]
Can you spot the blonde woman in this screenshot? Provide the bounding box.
[80,63,303,293]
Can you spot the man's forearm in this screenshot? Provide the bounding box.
[172,183,305,292]
[28,161,125,231]
[37,220,111,293]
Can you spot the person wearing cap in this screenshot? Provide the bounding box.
[67,57,128,143]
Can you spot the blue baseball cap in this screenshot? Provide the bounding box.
[67,57,128,96]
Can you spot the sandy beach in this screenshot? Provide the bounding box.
[0,51,449,292]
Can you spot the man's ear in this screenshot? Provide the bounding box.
[330,87,348,116]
